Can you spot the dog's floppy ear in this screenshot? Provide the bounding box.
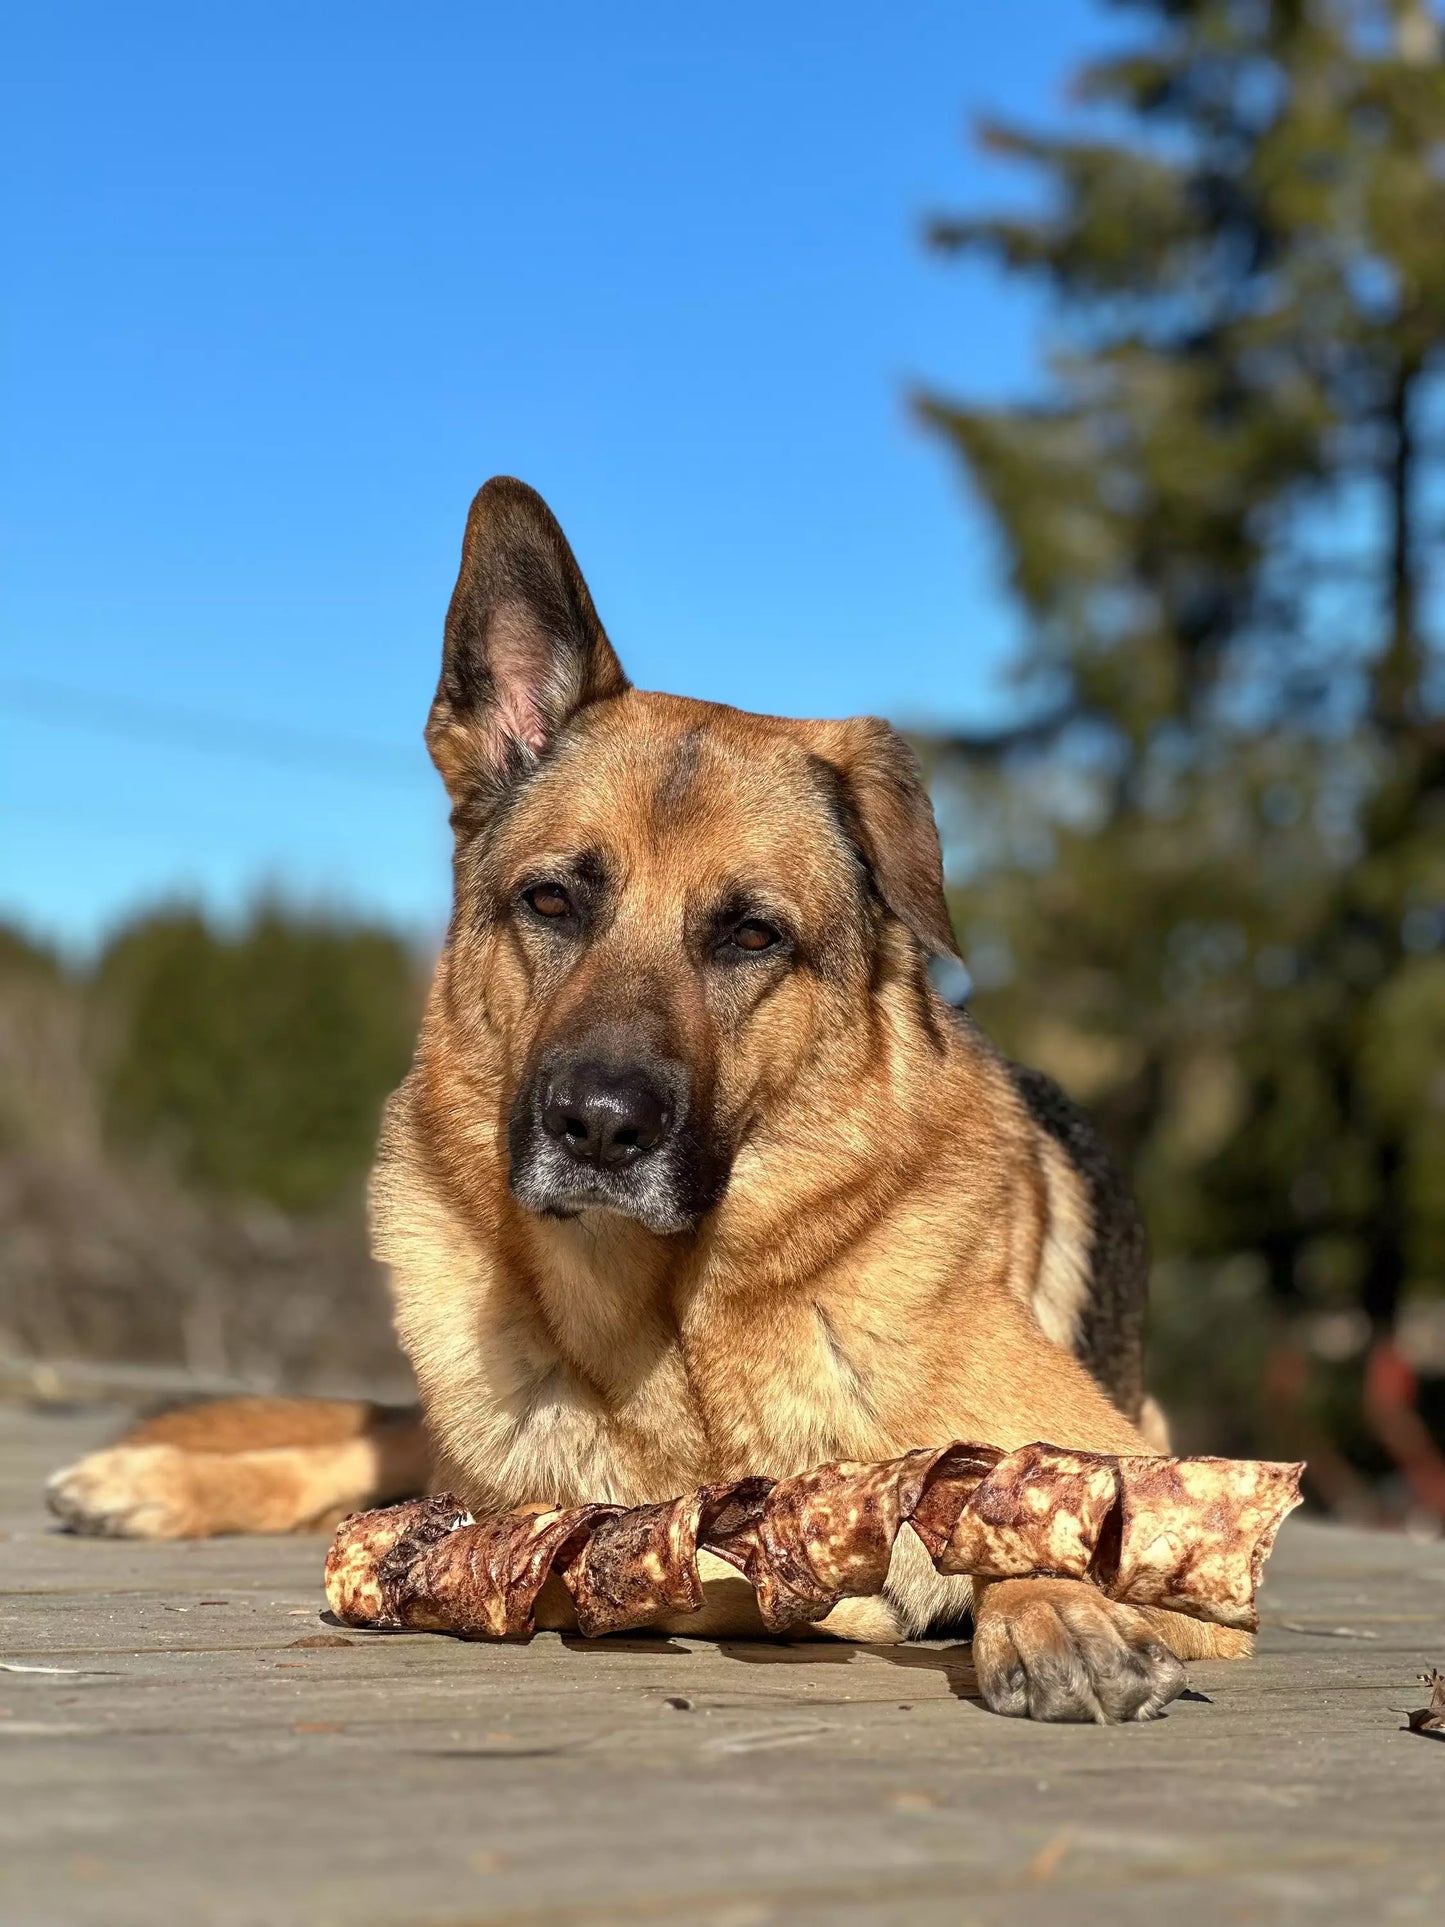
[811,717,961,961]
[426,477,628,806]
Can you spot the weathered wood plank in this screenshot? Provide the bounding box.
[2,1404,1440,1925]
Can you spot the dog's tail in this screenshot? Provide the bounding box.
[46,1396,429,1539]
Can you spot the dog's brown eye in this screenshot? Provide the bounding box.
[731,919,780,953]
[524,883,573,920]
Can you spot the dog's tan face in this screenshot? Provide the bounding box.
[454,693,895,1231]
[426,480,960,1233]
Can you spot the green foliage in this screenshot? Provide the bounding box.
[921,0,1445,1453]
[0,925,64,985]
[94,904,423,1213]
[0,925,78,1155]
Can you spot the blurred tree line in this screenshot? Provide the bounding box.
[919,0,1445,1507]
[94,907,419,1212]
[0,906,418,1211]
[0,909,420,1391]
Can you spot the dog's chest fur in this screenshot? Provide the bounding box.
[372,1070,1077,1515]
[382,1200,895,1509]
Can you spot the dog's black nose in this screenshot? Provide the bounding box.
[541,1064,671,1168]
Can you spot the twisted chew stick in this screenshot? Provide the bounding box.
[325,1441,1303,1641]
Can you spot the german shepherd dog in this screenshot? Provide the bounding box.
[48,479,1249,1721]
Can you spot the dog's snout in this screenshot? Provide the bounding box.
[541,1063,672,1169]
[511,1048,714,1231]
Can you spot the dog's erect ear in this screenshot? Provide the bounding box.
[811,718,961,962]
[426,478,628,805]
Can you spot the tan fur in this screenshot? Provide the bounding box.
[367,688,1238,1667]
[47,486,1244,1709]
[125,1396,416,1455]
[46,1413,429,1539]
[1028,1136,1094,1352]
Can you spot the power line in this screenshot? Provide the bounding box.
[0,675,432,789]
[0,789,443,843]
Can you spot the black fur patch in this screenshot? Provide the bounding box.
[1008,1063,1149,1423]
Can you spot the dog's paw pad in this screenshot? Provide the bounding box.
[46,1445,197,1539]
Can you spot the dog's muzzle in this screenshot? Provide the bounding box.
[508,1053,718,1233]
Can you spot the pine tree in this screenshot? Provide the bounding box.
[920,0,1445,1471]
[95,905,422,1213]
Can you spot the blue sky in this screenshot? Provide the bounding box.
[3,2,1113,949]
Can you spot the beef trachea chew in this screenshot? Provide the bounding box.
[324,1441,1303,1640]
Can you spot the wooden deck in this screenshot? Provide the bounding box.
[2,1402,1441,1925]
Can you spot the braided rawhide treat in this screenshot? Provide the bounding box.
[325,1441,1303,1641]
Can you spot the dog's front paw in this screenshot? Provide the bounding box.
[971,1578,1187,1724]
[46,1445,202,1539]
